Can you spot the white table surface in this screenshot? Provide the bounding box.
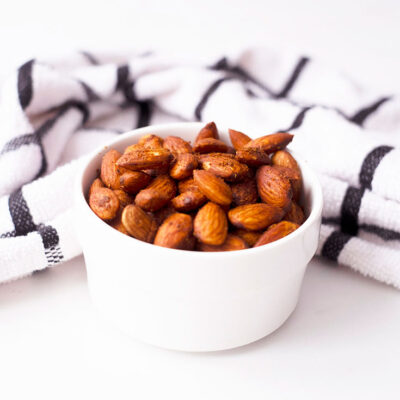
[1,1,400,399]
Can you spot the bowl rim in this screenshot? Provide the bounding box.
[75,122,323,258]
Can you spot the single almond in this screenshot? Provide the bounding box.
[193,170,232,206]
[195,121,219,142]
[119,171,151,194]
[272,151,302,201]
[198,153,249,182]
[116,148,171,171]
[169,153,198,180]
[273,165,302,203]
[121,204,158,243]
[231,179,258,206]
[194,202,228,245]
[135,174,177,212]
[235,148,270,167]
[101,149,126,189]
[197,234,248,252]
[163,136,193,155]
[89,187,120,220]
[228,128,251,150]
[254,221,300,247]
[138,134,164,149]
[171,190,207,212]
[154,213,194,249]
[228,203,284,231]
[233,229,263,247]
[256,166,292,210]
[245,132,293,154]
[89,178,104,197]
[193,138,228,154]
[284,201,305,225]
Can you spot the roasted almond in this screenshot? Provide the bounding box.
[198,153,249,182]
[89,178,104,197]
[154,213,194,249]
[228,128,251,150]
[231,179,258,206]
[194,202,228,245]
[171,190,207,212]
[119,171,151,194]
[271,150,300,171]
[193,138,228,154]
[89,187,120,220]
[254,221,300,247]
[256,166,292,211]
[245,132,293,154]
[284,201,305,225]
[235,147,270,167]
[197,234,248,252]
[272,152,302,201]
[228,203,284,231]
[193,170,232,206]
[195,121,219,142]
[121,204,158,243]
[169,153,198,180]
[138,134,164,149]
[233,229,263,247]
[135,175,177,212]
[101,149,126,189]
[116,148,171,171]
[163,136,192,155]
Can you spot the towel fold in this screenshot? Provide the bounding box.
[0,48,399,287]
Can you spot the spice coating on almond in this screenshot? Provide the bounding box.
[256,166,293,210]
[121,204,158,243]
[194,202,228,245]
[154,213,193,249]
[135,175,177,212]
[89,187,120,220]
[245,132,293,154]
[228,203,284,231]
[116,148,171,171]
[193,170,232,206]
[254,221,300,247]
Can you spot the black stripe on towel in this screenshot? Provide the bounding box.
[8,189,64,265]
[275,56,309,98]
[211,57,274,95]
[359,145,394,189]
[8,188,36,236]
[321,230,352,262]
[340,187,365,236]
[361,225,400,241]
[79,81,101,102]
[0,133,39,155]
[17,59,34,109]
[281,106,313,132]
[194,77,234,121]
[81,51,100,65]
[135,101,153,128]
[116,65,130,92]
[350,97,391,126]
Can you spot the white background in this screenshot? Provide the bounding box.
[1,0,400,399]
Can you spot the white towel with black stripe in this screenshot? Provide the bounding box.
[0,48,399,287]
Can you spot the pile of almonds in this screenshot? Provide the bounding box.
[88,122,305,251]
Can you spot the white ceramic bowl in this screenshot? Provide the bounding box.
[74,122,322,352]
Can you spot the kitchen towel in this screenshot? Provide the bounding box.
[0,48,399,286]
